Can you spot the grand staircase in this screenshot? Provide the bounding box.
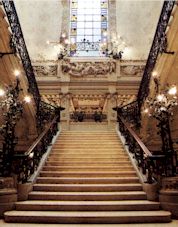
[4,131,171,223]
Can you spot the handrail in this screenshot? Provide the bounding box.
[2,1,41,107]
[137,1,175,108]
[13,116,59,183]
[119,116,152,157]
[118,100,138,110]
[118,1,175,125]
[14,117,58,158]
[113,101,140,128]
[40,101,57,110]
[117,114,167,184]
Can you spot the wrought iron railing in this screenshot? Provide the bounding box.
[113,101,140,128]
[119,1,175,124]
[70,112,107,122]
[137,0,175,109]
[37,101,65,129]
[0,1,66,180]
[2,0,41,108]
[117,115,172,184]
[13,116,59,183]
[0,79,23,177]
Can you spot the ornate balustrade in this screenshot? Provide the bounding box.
[118,1,175,125]
[137,1,175,108]
[12,116,59,183]
[0,1,66,181]
[37,101,65,131]
[2,0,41,108]
[118,115,168,184]
[113,101,140,128]
[70,112,107,122]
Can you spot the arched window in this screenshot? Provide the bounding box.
[70,0,108,57]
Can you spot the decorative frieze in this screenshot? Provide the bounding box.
[42,93,136,108]
[61,59,116,77]
[120,65,145,77]
[33,65,58,77]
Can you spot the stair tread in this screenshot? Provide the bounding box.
[40,171,136,173]
[16,200,159,205]
[43,166,133,168]
[37,176,139,180]
[34,183,141,187]
[5,210,171,217]
[29,191,146,195]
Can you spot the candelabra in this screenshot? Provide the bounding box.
[143,75,177,176]
[100,34,126,59]
[46,32,69,60]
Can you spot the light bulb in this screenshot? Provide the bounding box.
[64,39,70,44]
[0,88,5,96]
[168,85,177,95]
[152,71,158,78]
[156,94,165,102]
[24,96,31,103]
[62,33,66,38]
[14,70,20,77]
[143,108,149,114]
[103,31,107,37]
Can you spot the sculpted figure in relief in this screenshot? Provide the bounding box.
[61,59,115,77]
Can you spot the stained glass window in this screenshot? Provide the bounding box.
[70,0,108,57]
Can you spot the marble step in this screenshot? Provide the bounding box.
[42,166,134,171]
[51,148,124,151]
[54,145,122,148]
[47,157,130,162]
[4,210,171,223]
[33,183,143,192]
[45,161,132,166]
[36,176,140,184]
[15,200,160,211]
[28,191,147,201]
[39,171,136,177]
[48,154,127,158]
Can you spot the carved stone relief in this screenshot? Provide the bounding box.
[33,65,57,77]
[42,93,136,110]
[120,65,145,77]
[61,59,116,77]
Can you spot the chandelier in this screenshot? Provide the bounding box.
[143,73,177,176]
[143,74,177,119]
[100,34,127,59]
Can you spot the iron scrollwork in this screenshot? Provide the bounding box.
[13,117,59,183]
[2,0,41,108]
[137,1,175,109]
[113,101,140,129]
[117,115,166,184]
[0,79,23,177]
[36,101,65,131]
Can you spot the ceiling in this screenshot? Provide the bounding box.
[13,0,164,62]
